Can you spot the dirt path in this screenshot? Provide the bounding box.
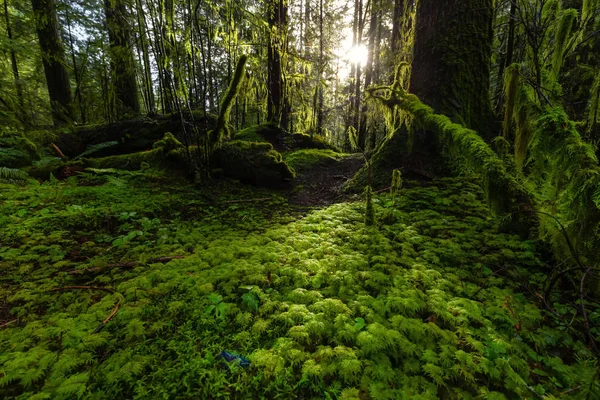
[287,154,365,207]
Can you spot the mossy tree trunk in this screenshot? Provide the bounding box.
[104,0,141,119]
[410,0,493,135]
[31,0,74,127]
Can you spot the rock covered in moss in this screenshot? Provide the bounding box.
[235,124,338,152]
[0,130,40,168]
[213,140,295,187]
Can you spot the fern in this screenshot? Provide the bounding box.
[0,166,28,185]
[74,141,119,160]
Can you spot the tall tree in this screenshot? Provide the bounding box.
[31,0,74,127]
[3,0,24,116]
[267,0,287,126]
[104,0,140,119]
[410,0,493,134]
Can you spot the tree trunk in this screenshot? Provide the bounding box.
[267,0,287,127]
[3,0,25,116]
[104,0,140,119]
[410,0,493,134]
[31,0,74,127]
[359,0,379,149]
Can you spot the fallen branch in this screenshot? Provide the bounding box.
[222,197,273,204]
[93,301,120,333]
[51,143,66,159]
[0,319,17,329]
[67,255,186,275]
[50,285,114,293]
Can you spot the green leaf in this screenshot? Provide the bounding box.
[242,292,260,312]
[354,317,365,331]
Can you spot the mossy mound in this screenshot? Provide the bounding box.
[283,149,349,173]
[0,132,40,168]
[235,124,338,152]
[213,140,295,187]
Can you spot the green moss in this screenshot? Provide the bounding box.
[235,124,339,151]
[212,141,295,187]
[0,177,594,399]
[152,132,183,154]
[87,150,164,171]
[283,149,348,173]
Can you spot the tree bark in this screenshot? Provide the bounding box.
[410,0,493,134]
[31,0,74,127]
[104,0,141,119]
[267,0,287,127]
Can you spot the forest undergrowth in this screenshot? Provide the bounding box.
[1,170,599,399]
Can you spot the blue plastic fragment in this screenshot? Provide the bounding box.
[219,351,250,368]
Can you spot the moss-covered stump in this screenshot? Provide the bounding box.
[212,141,295,187]
[0,132,40,168]
[54,111,218,158]
[235,124,338,152]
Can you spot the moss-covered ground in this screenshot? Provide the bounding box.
[0,170,598,399]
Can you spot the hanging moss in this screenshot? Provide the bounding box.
[551,9,578,79]
[212,55,248,149]
[528,107,600,262]
[503,64,520,141]
[353,86,536,236]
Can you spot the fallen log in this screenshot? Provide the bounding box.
[55,111,218,158]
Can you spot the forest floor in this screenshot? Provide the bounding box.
[0,161,598,399]
[287,153,364,207]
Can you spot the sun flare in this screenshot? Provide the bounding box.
[347,44,368,66]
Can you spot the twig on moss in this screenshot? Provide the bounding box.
[0,319,17,329]
[93,302,120,333]
[50,285,114,293]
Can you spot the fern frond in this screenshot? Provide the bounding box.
[74,141,119,160]
[0,167,28,185]
[551,9,578,79]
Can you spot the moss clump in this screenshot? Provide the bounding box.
[212,141,295,187]
[153,132,183,154]
[235,124,338,151]
[283,149,348,173]
[0,131,41,168]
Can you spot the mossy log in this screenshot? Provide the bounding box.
[54,111,218,158]
[235,124,339,152]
